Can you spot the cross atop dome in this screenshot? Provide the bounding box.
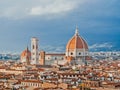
[75,25,79,35]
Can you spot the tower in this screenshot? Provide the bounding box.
[26,47,31,65]
[39,51,45,65]
[31,37,39,64]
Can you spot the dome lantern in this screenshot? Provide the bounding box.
[75,25,79,36]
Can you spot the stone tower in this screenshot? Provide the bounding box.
[39,51,45,65]
[31,37,39,64]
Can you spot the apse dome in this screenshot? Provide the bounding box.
[21,47,31,63]
[21,47,31,58]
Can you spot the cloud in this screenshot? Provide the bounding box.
[89,43,113,49]
[0,0,81,19]
[0,0,119,20]
[30,1,77,16]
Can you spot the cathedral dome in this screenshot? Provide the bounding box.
[65,27,89,64]
[21,47,31,58]
[66,27,88,51]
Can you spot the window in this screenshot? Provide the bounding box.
[33,53,35,55]
[79,52,81,55]
[71,52,73,55]
[36,45,38,49]
[33,45,35,49]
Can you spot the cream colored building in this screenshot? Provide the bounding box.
[20,27,91,65]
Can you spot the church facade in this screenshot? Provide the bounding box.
[20,27,91,65]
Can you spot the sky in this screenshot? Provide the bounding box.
[0,0,120,53]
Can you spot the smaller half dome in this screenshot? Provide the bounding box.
[21,47,31,58]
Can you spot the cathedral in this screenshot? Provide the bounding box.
[20,27,91,65]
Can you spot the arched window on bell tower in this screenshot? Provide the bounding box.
[33,45,35,49]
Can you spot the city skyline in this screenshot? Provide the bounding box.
[0,0,120,53]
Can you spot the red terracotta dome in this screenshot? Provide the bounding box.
[66,28,88,51]
[21,47,31,58]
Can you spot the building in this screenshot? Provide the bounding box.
[44,53,66,65]
[21,27,90,65]
[39,51,45,65]
[31,37,39,65]
[20,47,31,65]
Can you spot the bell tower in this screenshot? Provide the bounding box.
[31,37,39,64]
